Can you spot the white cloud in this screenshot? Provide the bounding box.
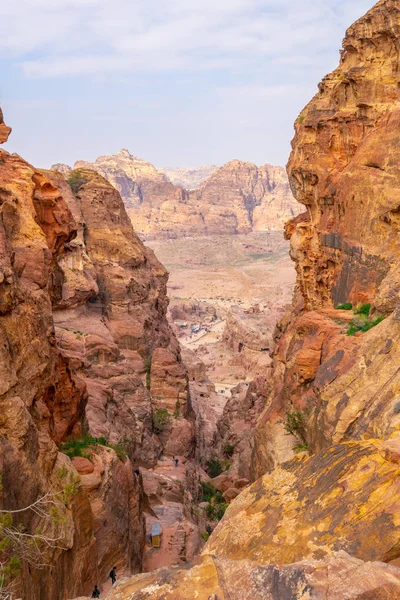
[0,0,375,77]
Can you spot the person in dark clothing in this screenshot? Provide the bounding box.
[110,566,117,585]
[91,585,100,598]
[134,468,140,477]
[206,524,213,536]
[174,458,179,467]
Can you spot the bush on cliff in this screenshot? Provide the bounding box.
[205,459,224,478]
[67,170,87,195]
[59,435,127,461]
[284,410,305,437]
[152,408,171,434]
[354,303,371,316]
[336,303,353,310]
[347,316,384,336]
[205,501,227,521]
[223,443,235,458]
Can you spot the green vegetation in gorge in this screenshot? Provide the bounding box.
[66,170,87,195]
[152,408,171,434]
[201,482,227,522]
[59,435,127,461]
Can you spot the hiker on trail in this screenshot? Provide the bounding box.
[91,585,100,598]
[174,457,179,467]
[134,468,140,477]
[110,566,117,585]
[206,524,213,536]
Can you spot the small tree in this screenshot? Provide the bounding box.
[66,171,87,195]
[205,459,223,478]
[152,409,171,434]
[0,469,80,599]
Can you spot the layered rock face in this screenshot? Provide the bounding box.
[45,167,190,466]
[0,131,98,599]
[253,0,400,475]
[97,2,400,597]
[0,117,196,597]
[287,0,400,311]
[54,151,299,237]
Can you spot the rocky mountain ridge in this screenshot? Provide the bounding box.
[52,151,299,238]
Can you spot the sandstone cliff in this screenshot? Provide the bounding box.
[95,1,400,597]
[0,118,199,597]
[0,133,98,599]
[53,151,299,238]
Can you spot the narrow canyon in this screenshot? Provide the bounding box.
[1,1,400,599]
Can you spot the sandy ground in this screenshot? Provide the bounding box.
[146,232,296,388]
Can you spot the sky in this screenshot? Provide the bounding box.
[0,0,375,169]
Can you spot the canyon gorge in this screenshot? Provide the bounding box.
[1,0,400,598]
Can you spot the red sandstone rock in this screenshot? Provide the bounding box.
[222,487,240,503]
[0,108,11,143]
[72,457,94,474]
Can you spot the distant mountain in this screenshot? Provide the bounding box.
[159,165,218,189]
[52,150,300,238]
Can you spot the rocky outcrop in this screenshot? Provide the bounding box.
[0,108,11,143]
[53,151,299,238]
[105,552,400,599]
[287,0,400,311]
[253,0,400,476]
[207,439,400,565]
[0,133,98,599]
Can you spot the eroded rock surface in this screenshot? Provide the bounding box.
[105,552,400,600]
[53,152,299,238]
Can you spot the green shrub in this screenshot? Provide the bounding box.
[347,316,384,336]
[205,459,224,478]
[336,303,353,310]
[223,443,234,458]
[354,303,371,316]
[174,399,181,419]
[214,503,228,520]
[153,408,171,434]
[67,170,87,195]
[59,435,126,462]
[294,443,309,454]
[297,114,305,125]
[204,501,227,521]
[201,481,217,502]
[205,503,217,520]
[108,443,127,461]
[201,532,209,541]
[284,411,304,436]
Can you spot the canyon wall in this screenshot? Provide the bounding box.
[0,115,201,598]
[98,1,400,597]
[53,151,299,238]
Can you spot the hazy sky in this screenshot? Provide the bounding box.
[1,0,375,169]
